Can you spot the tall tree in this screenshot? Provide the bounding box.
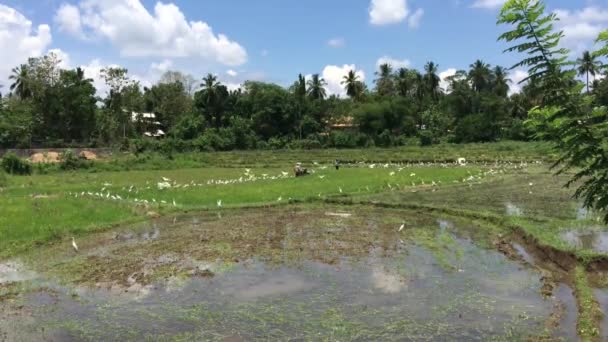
[341,70,363,100]
[468,60,492,92]
[307,74,327,100]
[9,65,32,99]
[291,74,307,99]
[492,66,511,97]
[577,51,601,93]
[374,63,395,97]
[424,61,440,100]
[195,74,229,128]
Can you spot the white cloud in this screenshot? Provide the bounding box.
[376,56,411,69]
[316,64,366,97]
[327,37,346,48]
[226,69,238,77]
[408,8,424,28]
[554,7,608,55]
[439,68,458,93]
[471,0,506,9]
[54,3,83,38]
[369,0,407,25]
[150,59,173,74]
[0,4,52,86]
[80,59,115,96]
[508,69,529,95]
[59,0,247,66]
[47,48,71,69]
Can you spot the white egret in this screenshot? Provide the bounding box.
[389,172,396,176]
[217,199,222,207]
[277,196,282,202]
[319,175,326,179]
[173,199,177,207]
[398,224,405,232]
[339,187,343,193]
[71,237,79,252]
[410,173,416,177]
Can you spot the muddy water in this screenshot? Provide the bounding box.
[560,229,608,253]
[0,208,573,340]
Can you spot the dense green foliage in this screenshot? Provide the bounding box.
[498,0,608,221]
[1,152,32,175]
[1,49,555,151]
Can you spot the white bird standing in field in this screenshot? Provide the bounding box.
[71,237,79,252]
[398,224,405,232]
[217,199,222,207]
[339,187,343,193]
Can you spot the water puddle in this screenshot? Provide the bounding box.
[554,284,579,341]
[0,208,572,340]
[513,242,536,265]
[560,229,608,253]
[505,202,523,217]
[0,260,37,284]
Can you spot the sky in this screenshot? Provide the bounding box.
[1,0,607,97]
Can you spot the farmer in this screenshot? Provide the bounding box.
[294,162,309,177]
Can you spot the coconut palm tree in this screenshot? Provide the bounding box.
[492,66,511,97]
[374,63,394,96]
[396,68,412,97]
[9,64,32,99]
[468,60,492,92]
[577,51,602,93]
[341,70,362,100]
[307,74,327,100]
[424,61,440,99]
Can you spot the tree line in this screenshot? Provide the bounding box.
[0,13,606,152]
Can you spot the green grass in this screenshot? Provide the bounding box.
[0,164,477,258]
[574,266,603,341]
[24,141,556,174]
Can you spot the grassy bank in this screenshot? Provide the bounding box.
[21,141,555,174]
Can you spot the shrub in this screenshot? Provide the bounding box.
[329,131,367,148]
[418,130,437,146]
[287,139,322,150]
[60,150,91,171]
[1,153,32,175]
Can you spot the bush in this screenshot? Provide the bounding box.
[60,150,91,171]
[329,131,368,148]
[1,153,32,175]
[418,130,439,146]
[453,113,499,143]
[287,139,322,150]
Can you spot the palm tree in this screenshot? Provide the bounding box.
[468,60,492,93]
[9,64,32,99]
[307,74,327,100]
[375,63,394,96]
[199,74,227,127]
[577,51,601,93]
[396,68,412,97]
[341,70,361,100]
[492,66,511,97]
[424,61,440,99]
[292,74,307,99]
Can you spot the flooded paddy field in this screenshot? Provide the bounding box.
[0,206,578,341]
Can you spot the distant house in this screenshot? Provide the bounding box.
[328,116,357,131]
[131,112,165,138]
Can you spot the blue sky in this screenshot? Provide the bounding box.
[1,0,607,96]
